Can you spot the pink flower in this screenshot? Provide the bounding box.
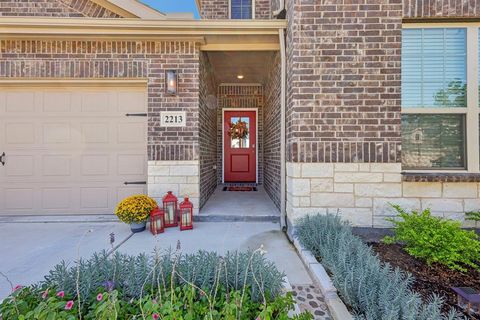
[42,289,49,299]
[12,285,22,292]
[56,291,65,298]
[65,300,74,310]
[96,293,103,301]
[152,313,159,320]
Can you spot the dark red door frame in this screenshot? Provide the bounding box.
[223,109,257,183]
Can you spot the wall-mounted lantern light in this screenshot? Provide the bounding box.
[166,70,178,95]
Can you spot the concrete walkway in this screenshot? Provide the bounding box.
[0,221,331,319]
[0,221,304,294]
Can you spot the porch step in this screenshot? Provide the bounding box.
[194,214,280,223]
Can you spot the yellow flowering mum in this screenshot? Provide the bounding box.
[115,195,157,224]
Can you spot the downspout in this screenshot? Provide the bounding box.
[273,0,285,17]
[279,28,287,231]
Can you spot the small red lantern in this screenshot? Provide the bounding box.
[150,207,165,235]
[179,197,193,231]
[163,191,178,227]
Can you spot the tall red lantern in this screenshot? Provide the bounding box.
[179,197,193,231]
[163,191,178,227]
[150,207,165,235]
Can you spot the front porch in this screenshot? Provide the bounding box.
[197,50,283,222]
[199,185,280,221]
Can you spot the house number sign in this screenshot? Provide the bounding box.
[160,111,186,127]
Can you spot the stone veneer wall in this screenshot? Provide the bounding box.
[0,0,122,17]
[199,53,218,208]
[199,0,273,19]
[263,52,281,209]
[148,161,200,210]
[286,162,480,228]
[217,85,264,184]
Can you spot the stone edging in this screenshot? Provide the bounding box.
[282,276,302,316]
[291,235,353,320]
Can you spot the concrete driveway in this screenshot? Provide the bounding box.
[0,221,312,299]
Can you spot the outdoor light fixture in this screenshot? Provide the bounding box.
[452,287,480,315]
[237,74,244,79]
[166,70,178,95]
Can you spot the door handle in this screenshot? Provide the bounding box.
[0,152,5,166]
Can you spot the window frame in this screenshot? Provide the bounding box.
[402,23,480,174]
[229,0,255,19]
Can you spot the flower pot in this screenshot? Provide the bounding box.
[130,221,146,233]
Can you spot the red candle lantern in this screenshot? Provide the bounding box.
[149,207,165,235]
[179,197,193,231]
[163,191,178,227]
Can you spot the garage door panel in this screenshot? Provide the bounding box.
[80,187,109,209]
[118,154,146,175]
[6,123,35,144]
[5,155,35,177]
[42,155,71,176]
[81,154,110,176]
[5,91,36,113]
[0,86,147,216]
[81,92,111,113]
[117,122,146,143]
[118,91,146,113]
[43,123,71,144]
[117,186,146,203]
[42,188,71,209]
[5,188,34,209]
[43,91,72,113]
[81,123,109,143]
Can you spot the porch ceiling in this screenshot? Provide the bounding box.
[207,51,274,84]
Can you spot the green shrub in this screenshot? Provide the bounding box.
[1,250,312,320]
[44,249,285,302]
[0,285,313,320]
[295,214,462,320]
[385,205,480,272]
[466,211,480,222]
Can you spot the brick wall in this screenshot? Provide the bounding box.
[255,0,271,19]
[404,0,480,19]
[264,52,281,209]
[0,0,122,17]
[286,0,402,164]
[0,39,200,162]
[200,0,228,19]
[217,85,264,184]
[199,52,218,208]
[199,0,273,19]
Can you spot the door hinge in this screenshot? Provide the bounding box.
[125,113,147,117]
[124,181,147,185]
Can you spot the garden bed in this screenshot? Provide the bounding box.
[371,242,480,319]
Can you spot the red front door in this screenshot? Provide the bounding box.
[224,110,257,182]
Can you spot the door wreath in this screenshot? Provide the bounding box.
[228,120,249,140]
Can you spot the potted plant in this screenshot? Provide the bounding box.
[115,195,157,233]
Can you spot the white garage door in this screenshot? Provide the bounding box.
[0,85,147,215]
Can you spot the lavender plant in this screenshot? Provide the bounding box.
[295,214,464,320]
[43,249,284,303]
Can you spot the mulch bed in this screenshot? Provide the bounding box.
[370,242,480,319]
